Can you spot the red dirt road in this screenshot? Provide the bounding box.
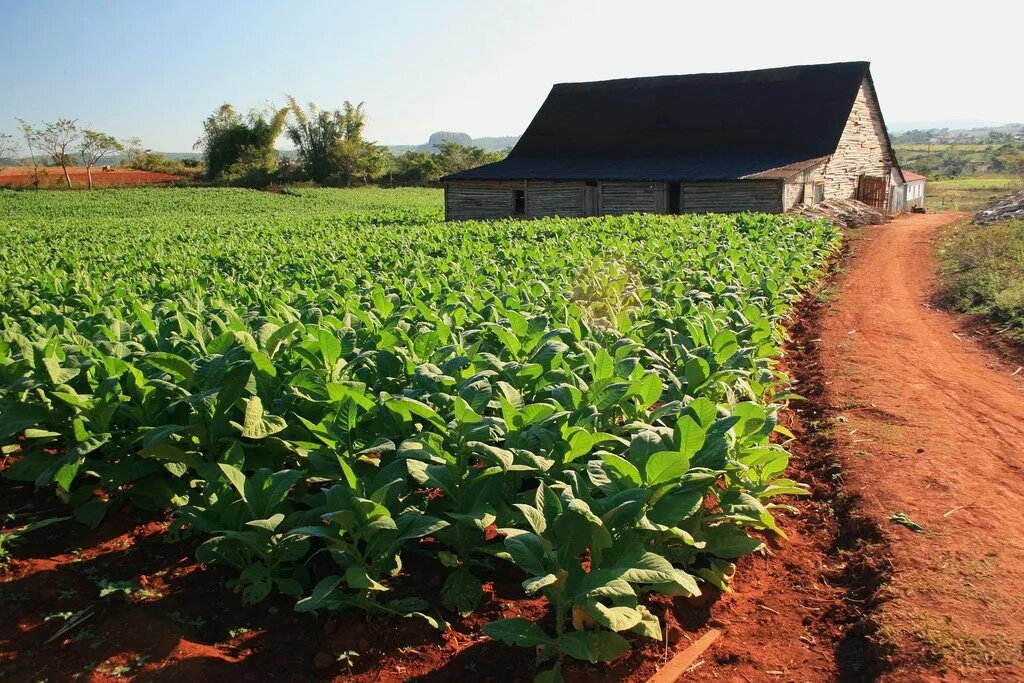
[819,213,1024,680]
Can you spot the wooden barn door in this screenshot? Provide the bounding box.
[857,175,887,208]
[584,182,599,216]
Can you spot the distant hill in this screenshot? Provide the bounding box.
[387,131,519,155]
[105,151,204,164]
[889,121,1022,135]
[149,151,204,161]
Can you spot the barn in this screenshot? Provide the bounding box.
[443,61,906,220]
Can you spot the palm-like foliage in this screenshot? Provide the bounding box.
[286,97,381,184]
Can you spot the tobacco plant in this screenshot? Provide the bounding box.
[0,188,840,678]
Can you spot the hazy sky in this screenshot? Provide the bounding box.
[1,0,1021,151]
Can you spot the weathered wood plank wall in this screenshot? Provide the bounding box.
[445,181,521,220]
[600,182,667,215]
[525,182,586,218]
[447,179,788,218]
[683,181,782,213]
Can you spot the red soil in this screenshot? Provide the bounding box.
[0,469,759,683]
[668,212,1024,682]
[0,167,181,187]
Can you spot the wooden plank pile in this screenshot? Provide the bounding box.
[790,198,888,227]
[975,192,1024,225]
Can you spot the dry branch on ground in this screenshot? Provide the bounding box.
[790,198,889,228]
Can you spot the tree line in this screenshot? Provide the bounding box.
[892,128,1024,180]
[1,120,125,189]
[1,99,506,189]
[193,98,505,187]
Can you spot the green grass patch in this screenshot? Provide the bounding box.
[926,177,1020,212]
[0,186,444,222]
[938,219,1024,338]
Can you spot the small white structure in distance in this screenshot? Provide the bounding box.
[889,169,926,213]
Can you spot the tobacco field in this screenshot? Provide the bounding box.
[0,187,840,681]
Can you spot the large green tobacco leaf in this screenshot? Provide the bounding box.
[441,566,483,616]
[0,188,841,676]
[556,630,631,663]
[237,397,288,439]
[704,524,767,558]
[484,618,553,647]
[0,403,50,439]
[143,352,195,382]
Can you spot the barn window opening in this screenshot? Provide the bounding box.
[513,190,526,216]
[668,183,681,214]
[812,183,825,204]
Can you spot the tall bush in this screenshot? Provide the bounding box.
[195,104,288,181]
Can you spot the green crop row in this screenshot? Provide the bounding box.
[0,188,839,681]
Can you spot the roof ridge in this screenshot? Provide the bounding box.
[551,61,870,90]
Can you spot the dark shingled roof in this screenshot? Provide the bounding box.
[445,62,873,182]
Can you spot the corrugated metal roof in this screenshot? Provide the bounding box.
[446,62,872,182]
[742,156,830,180]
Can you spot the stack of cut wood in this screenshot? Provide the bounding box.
[790,198,888,228]
[975,192,1024,225]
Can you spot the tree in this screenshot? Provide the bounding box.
[1000,152,1024,185]
[79,129,124,189]
[390,150,442,184]
[0,133,16,173]
[937,152,968,178]
[333,138,388,186]
[123,136,146,168]
[285,99,337,182]
[434,141,503,176]
[194,103,288,181]
[23,119,80,187]
[387,143,507,187]
[16,118,43,187]
[286,98,382,184]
